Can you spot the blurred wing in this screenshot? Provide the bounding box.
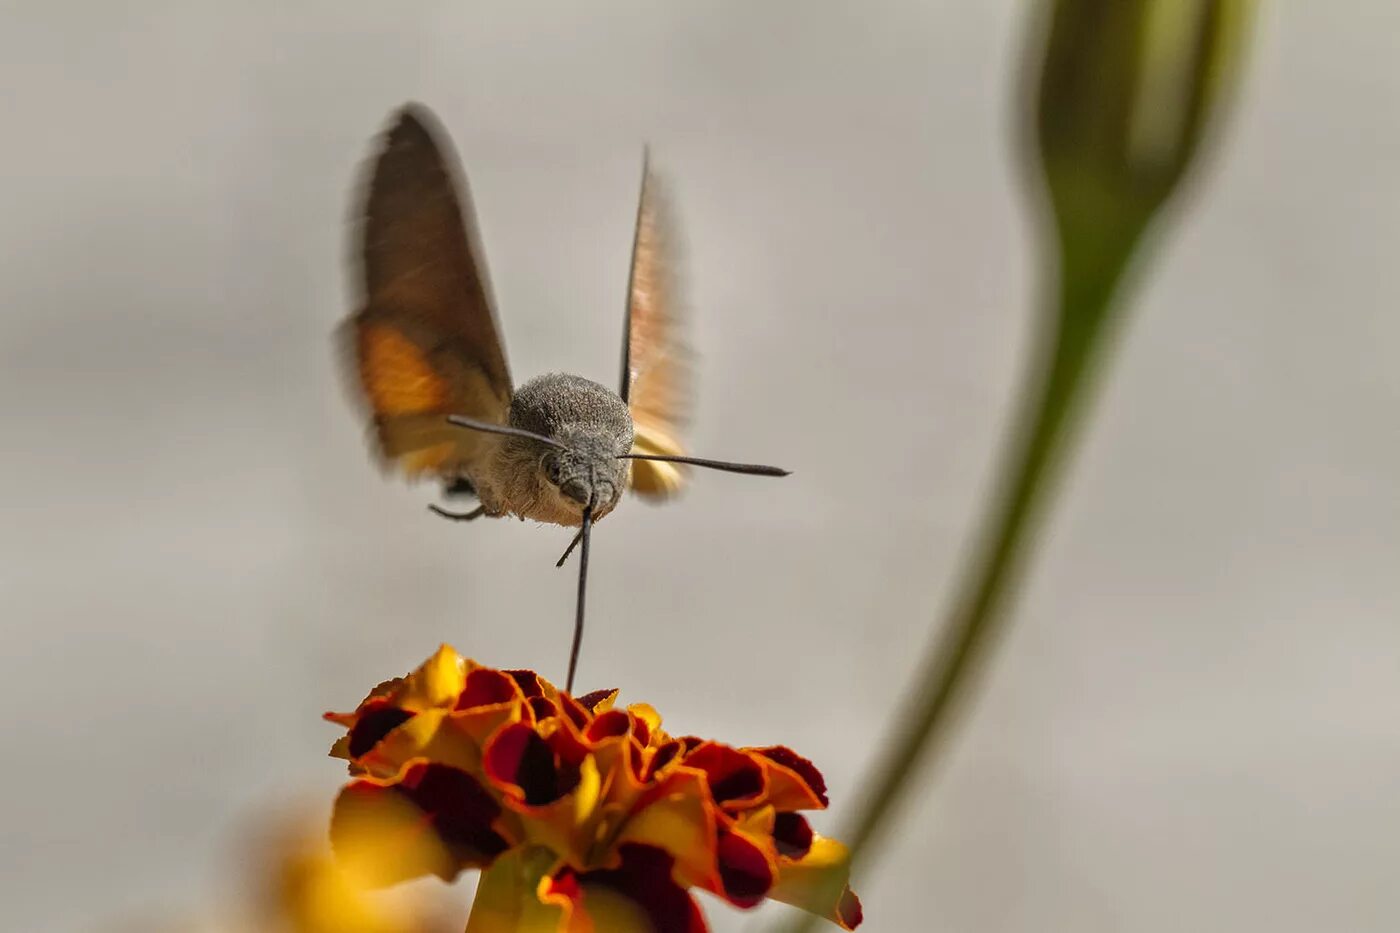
[342,103,513,481]
[620,152,693,499]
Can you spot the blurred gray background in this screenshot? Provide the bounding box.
[2,3,1397,931]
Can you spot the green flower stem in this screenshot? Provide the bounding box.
[465,847,562,933]
[785,2,1252,925]
[844,228,1139,860]
[783,225,1143,933]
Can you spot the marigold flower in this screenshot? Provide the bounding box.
[325,645,862,931]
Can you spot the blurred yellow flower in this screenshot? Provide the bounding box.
[256,819,459,933]
[101,809,461,933]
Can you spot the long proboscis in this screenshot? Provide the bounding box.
[618,453,791,477]
[565,504,592,694]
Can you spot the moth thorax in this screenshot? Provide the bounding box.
[509,372,634,450]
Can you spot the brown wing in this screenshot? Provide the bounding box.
[342,103,512,481]
[620,152,693,498]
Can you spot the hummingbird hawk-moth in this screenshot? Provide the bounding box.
[340,104,788,689]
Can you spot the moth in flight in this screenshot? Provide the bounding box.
[341,104,789,689]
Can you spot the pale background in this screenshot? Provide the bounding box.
[2,3,1397,931]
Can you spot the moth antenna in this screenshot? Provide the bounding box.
[446,415,570,450]
[618,453,791,477]
[564,503,593,693]
[556,529,584,568]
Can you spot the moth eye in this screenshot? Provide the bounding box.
[543,459,564,485]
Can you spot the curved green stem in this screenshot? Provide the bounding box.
[843,240,1131,861]
[465,847,563,933]
[778,1,1254,924]
[782,230,1139,933]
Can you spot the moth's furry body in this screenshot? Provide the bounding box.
[342,103,784,542]
[340,103,788,691]
[474,374,633,526]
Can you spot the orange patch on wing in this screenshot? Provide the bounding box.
[629,424,686,497]
[399,442,456,474]
[358,324,450,415]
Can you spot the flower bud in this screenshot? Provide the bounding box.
[1034,0,1254,255]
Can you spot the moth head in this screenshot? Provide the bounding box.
[507,374,632,515]
[538,434,626,513]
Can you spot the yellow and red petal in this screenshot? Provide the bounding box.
[583,712,658,792]
[492,754,603,870]
[625,703,663,747]
[456,667,523,710]
[485,722,563,805]
[530,696,562,723]
[749,746,829,810]
[557,692,593,731]
[729,804,775,838]
[396,644,471,712]
[505,669,548,701]
[574,689,619,714]
[641,740,682,783]
[345,703,415,758]
[584,709,631,742]
[682,743,766,808]
[713,827,776,908]
[329,676,406,725]
[450,698,527,750]
[484,721,594,807]
[324,710,359,730]
[772,812,815,860]
[542,845,707,933]
[322,675,406,732]
[768,836,862,930]
[325,647,473,741]
[331,761,512,885]
[589,736,648,801]
[613,768,718,890]
[328,733,353,762]
[356,708,486,778]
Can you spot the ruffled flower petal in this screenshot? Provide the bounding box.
[331,761,512,885]
[542,845,706,933]
[772,811,815,859]
[456,667,520,707]
[714,826,776,908]
[574,688,620,714]
[403,644,472,709]
[484,721,590,807]
[681,743,766,807]
[751,746,829,809]
[346,703,415,758]
[769,836,863,931]
[613,769,718,890]
[324,646,862,930]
